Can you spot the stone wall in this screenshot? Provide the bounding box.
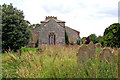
[58,22,65,27]
[66,27,80,44]
[38,20,65,47]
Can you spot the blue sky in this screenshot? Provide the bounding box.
[0,0,119,38]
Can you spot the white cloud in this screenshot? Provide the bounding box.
[0,0,119,38]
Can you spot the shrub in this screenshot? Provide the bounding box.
[77,40,80,45]
[65,30,69,45]
[35,39,39,47]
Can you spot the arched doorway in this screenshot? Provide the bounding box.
[49,33,56,45]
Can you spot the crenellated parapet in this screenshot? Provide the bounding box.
[45,16,57,20]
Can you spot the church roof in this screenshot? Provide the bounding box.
[66,26,80,35]
[41,16,80,35]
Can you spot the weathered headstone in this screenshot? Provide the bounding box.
[118,48,120,63]
[100,48,113,63]
[118,48,120,54]
[88,41,96,58]
[76,44,90,65]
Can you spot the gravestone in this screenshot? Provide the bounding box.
[100,48,113,63]
[76,44,90,65]
[118,49,120,62]
[88,41,96,58]
[118,48,120,54]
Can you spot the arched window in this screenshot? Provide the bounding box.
[49,33,56,45]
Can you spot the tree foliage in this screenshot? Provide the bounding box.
[1,3,31,52]
[81,37,86,44]
[89,34,98,44]
[65,30,69,45]
[102,23,120,47]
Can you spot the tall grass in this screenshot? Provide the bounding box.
[2,45,118,78]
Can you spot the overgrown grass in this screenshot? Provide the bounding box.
[2,45,118,78]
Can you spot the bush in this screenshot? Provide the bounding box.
[35,40,38,47]
[65,30,69,45]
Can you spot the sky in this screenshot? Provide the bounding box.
[0,0,120,38]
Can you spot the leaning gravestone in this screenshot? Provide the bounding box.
[100,47,113,63]
[76,44,90,65]
[88,41,96,59]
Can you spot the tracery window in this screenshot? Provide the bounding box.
[49,33,56,45]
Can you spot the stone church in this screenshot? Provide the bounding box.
[27,16,80,47]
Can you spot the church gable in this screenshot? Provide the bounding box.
[66,26,80,44]
[41,16,65,28]
[43,20,64,30]
[39,19,65,46]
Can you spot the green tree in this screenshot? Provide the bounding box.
[1,3,31,52]
[89,34,98,44]
[103,23,120,47]
[98,36,104,46]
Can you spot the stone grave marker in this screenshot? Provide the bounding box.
[118,48,120,54]
[88,41,96,59]
[76,44,90,65]
[100,48,113,63]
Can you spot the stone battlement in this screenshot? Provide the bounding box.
[45,16,57,20]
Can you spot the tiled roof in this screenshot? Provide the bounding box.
[66,26,80,34]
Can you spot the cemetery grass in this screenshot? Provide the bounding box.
[2,45,118,78]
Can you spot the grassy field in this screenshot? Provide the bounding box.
[2,45,119,78]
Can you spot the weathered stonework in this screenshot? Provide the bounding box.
[38,20,65,46]
[27,16,80,47]
[66,26,80,44]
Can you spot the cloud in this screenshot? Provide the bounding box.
[0,0,119,37]
[41,4,72,14]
